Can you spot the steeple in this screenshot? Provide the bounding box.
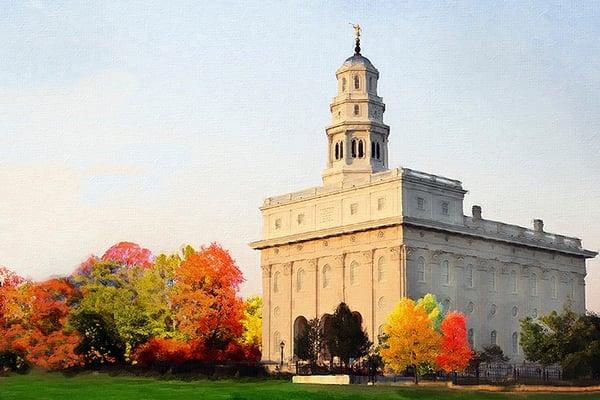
[322,25,390,186]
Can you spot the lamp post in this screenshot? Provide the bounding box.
[279,341,285,368]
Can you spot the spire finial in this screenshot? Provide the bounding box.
[350,23,361,54]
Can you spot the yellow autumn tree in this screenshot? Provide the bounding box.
[241,295,262,346]
[380,297,441,383]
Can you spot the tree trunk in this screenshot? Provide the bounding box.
[414,364,419,385]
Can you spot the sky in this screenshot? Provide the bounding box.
[1,1,599,309]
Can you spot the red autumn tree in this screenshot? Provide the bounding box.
[101,241,154,269]
[171,243,244,350]
[436,311,472,373]
[0,278,83,370]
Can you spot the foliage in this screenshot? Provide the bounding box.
[241,295,262,346]
[294,317,323,368]
[520,309,600,379]
[171,243,244,349]
[0,278,83,370]
[380,297,440,382]
[435,311,471,373]
[415,293,443,330]
[0,242,258,372]
[324,303,370,369]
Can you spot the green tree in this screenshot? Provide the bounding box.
[520,309,600,379]
[324,303,370,371]
[415,293,443,330]
[294,317,323,371]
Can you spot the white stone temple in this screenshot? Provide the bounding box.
[249,30,596,363]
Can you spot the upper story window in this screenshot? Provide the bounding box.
[342,77,347,92]
[369,76,373,91]
[351,139,357,158]
[350,203,358,215]
[354,75,359,89]
[490,330,497,346]
[376,142,381,159]
[531,308,538,318]
[353,104,360,116]
[441,202,449,216]
[377,257,386,282]
[512,306,518,317]
[551,276,558,299]
[377,197,385,211]
[530,273,538,296]
[490,303,497,316]
[417,257,425,282]
[322,264,331,288]
[488,268,496,292]
[297,213,305,225]
[273,272,280,293]
[417,197,425,210]
[465,264,474,288]
[274,218,282,230]
[568,278,574,299]
[350,261,359,285]
[510,270,518,293]
[296,268,305,292]
[441,260,450,285]
[371,141,375,157]
[335,142,340,160]
[467,301,474,314]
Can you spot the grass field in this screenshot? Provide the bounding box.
[1,372,599,400]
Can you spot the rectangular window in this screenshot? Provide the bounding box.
[377,197,385,211]
[441,202,449,216]
[350,203,358,215]
[417,197,425,210]
[297,213,305,225]
[274,218,282,230]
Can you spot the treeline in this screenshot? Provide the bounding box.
[0,242,261,373]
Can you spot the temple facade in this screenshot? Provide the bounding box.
[249,35,596,364]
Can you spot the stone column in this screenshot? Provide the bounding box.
[284,262,293,362]
[261,264,272,362]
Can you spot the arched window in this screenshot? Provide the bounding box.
[273,272,280,294]
[510,270,517,293]
[376,142,381,159]
[351,139,357,158]
[441,260,449,285]
[512,332,519,354]
[377,257,385,282]
[322,264,331,288]
[465,264,473,288]
[334,142,339,160]
[353,104,359,116]
[273,306,280,318]
[568,278,574,299]
[468,328,474,347]
[530,273,537,296]
[512,306,518,317]
[417,257,425,282]
[532,308,538,318]
[369,76,373,91]
[490,303,497,316]
[350,261,359,285]
[354,75,359,89]
[467,301,474,314]
[371,141,375,158]
[377,296,385,310]
[551,276,557,299]
[273,331,281,354]
[339,141,343,158]
[490,330,497,346]
[342,77,346,92]
[443,298,451,311]
[488,268,496,292]
[358,140,364,158]
[296,268,305,292]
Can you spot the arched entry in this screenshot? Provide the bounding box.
[293,316,308,357]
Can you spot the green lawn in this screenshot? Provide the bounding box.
[1,372,599,400]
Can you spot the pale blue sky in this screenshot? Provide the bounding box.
[1,1,599,310]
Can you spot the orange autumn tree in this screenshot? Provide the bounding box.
[436,311,472,374]
[380,297,441,383]
[170,243,245,351]
[0,278,82,370]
